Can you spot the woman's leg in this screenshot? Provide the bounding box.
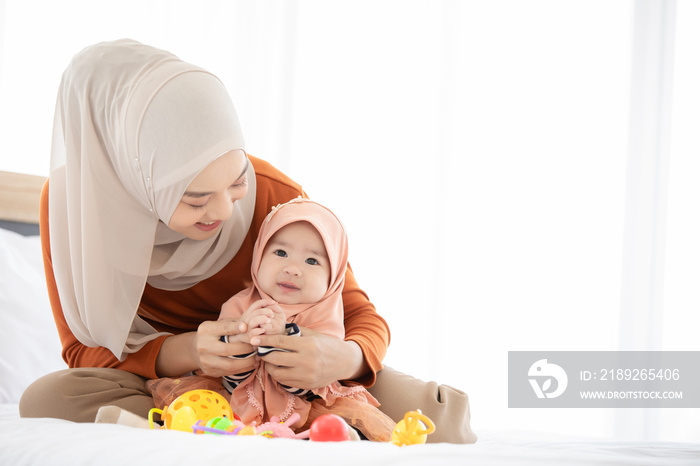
[368,366,477,444]
[19,368,154,422]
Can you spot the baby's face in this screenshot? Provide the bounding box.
[257,221,331,305]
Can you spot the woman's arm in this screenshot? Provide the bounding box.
[155,320,257,378]
[253,328,369,389]
[339,263,391,385]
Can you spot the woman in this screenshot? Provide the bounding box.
[19,39,475,443]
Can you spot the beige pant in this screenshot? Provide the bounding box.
[19,366,477,444]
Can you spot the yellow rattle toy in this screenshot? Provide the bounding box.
[390,409,436,446]
[148,389,235,432]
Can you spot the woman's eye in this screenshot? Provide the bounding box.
[305,258,319,266]
[188,203,206,210]
[274,250,287,257]
[232,177,249,189]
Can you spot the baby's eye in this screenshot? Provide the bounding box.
[274,249,287,257]
[305,258,319,266]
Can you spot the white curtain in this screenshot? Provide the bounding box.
[658,0,700,443]
[0,0,697,442]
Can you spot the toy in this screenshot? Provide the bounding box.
[309,414,350,442]
[202,416,236,433]
[192,412,310,439]
[256,414,310,439]
[148,389,235,432]
[390,410,435,446]
[147,390,436,445]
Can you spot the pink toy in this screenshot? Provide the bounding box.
[256,414,310,439]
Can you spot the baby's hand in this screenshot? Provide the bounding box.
[240,299,286,342]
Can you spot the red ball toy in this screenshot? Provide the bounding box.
[309,414,350,442]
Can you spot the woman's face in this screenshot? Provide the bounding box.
[257,221,331,305]
[168,150,249,240]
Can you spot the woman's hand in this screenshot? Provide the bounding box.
[156,319,258,378]
[252,327,369,389]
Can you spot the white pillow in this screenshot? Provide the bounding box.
[0,227,66,404]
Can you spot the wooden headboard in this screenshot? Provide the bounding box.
[0,170,47,226]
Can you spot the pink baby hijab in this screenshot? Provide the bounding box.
[49,39,256,360]
[221,197,348,339]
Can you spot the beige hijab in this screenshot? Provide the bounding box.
[49,39,256,360]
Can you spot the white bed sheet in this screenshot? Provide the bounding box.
[2,404,699,466]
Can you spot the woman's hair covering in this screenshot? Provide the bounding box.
[49,39,255,360]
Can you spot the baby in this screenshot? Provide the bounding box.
[218,197,393,441]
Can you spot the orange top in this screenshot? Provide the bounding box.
[40,155,390,384]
